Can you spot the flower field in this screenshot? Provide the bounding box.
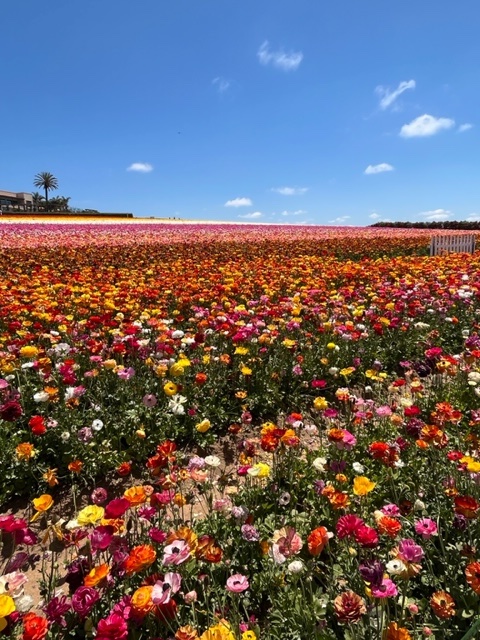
[1,222,480,639]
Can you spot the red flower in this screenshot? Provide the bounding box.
[22,613,49,640]
[96,613,128,640]
[116,462,132,477]
[354,525,379,548]
[29,416,46,436]
[454,495,479,519]
[336,515,364,539]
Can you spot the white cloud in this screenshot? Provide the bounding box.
[257,41,303,71]
[400,114,455,138]
[212,77,230,93]
[369,213,380,219]
[127,162,153,173]
[466,213,480,221]
[364,163,394,175]
[239,211,263,219]
[375,80,416,110]
[225,197,252,207]
[272,186,308,195]
[419,209,452,221]
[458,123,473,133]
[328,216,351,224]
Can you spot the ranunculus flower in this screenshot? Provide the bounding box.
[71,587,100,618]
[226,574,249,593]
[414,518,438,539]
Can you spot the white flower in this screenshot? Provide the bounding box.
[352,462,365,474]
[312,457,327,472]
[386,559,407,575]
[205,455,221,468]
[91,419,104,431]
[168,394,187,415]
[33,391,50,403]
[414,499,426,511]
[303,424,318,436]
[16,595,34,613]
[287,560,304,574]
[21,362,35,369]
[171,330,185,339]
[329,367,339,375]
[468,372,480,385]
[60,432,70,442]
[64,387,76,401]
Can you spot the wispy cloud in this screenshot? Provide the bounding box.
[127,162,153,173]
[239,211,263,219]
[212,77,231,93]
[376,80,416,110]
[328,216,351,225]
[400,114,455,138]
[257,41,303,71]
[458,123,473,133]
[369,213,380,219]
[271,187,308,195]
[225,197,252,207]
[419,209,452,221]
[466,213,480,221]
[364,163,394,175]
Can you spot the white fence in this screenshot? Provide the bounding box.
[430,234,476,256]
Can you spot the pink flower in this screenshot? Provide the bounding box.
[184,591,197,604]
[117,367,135,380]
[415,518,438,540]
[381,503,401,517]
[162,540,191,565]
[398,539,424,563]
[376,405,392,417]
[226,574,249,593]
[148,527,167,544]
[90,526,115,551]
[96,613,128,640]
[271,527,303,564]
[336,515,364,539]
[142,394,157,408]
[371,578,398,598]
[151,572,182,605]
[335,430,357,451]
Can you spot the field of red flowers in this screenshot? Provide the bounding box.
[1,223,480,639]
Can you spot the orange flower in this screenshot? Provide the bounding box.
[376,515,402,538]
[176,626,200,640]
[124,544,157,575]
[353,476,376,496]
[328,490,351,510]
[454,495,479,519]
[195,535,223,563]
[42,468,59,487]
[333,590,366,623]
[307,526,330,556]
[465,561,480,594]
[131,585,154,617]
[68,460,83,474]
[100,518,126,534]
[31,494,54,522]
[124,485,147,505]
[84,563,110,587]
[166,526,198,552]
[430,591,455,619]
[385,622,412,640]
[117,461,132,476]
[16,442,36,461]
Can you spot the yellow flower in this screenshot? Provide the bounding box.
[163,381,178,396]
[353,476,376,496]
[77,505,105,526]
[235,347,249,355]
[19,345,39,358]
[247,463,271,478]
[313,396,328,411]
[240,364,252,376]
[200,620,235,640]
[0,594,15,618]
[327,342,337,350]
[196,419,211,433]
[102,359,117,370]
[241,632,257,640]
[340,367,356,377]
[16,442,36,461]
[169,362,185,377]
[460,456,480,473]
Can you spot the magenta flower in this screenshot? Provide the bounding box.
[72,586,100,618]
[398,539,424,563]
[90,525,115,551]
[91,488,108,505]
[381,503,401,517]
[148,527,167,544]
[335,430,357,451]
[336,514,364,539]
[371,578,398,598]
[96,613,128,640]
[226,574,249,593]
[162,540,191,565]
[415,518,438,539]
[142,393,157,408]
[151,572,182,605]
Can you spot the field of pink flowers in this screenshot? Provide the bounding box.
[0,223,480,639]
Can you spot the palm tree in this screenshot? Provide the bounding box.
[33,172,59,212]
[31,192,45,212]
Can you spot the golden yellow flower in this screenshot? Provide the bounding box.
[313,396,328,411]
[169,362,185,377]
[16,442,36,461]
[77,505,105,526]
[163,381,178,396]
[19,345,39,358]
[0,594,15,618]
[196,419,211,433]
[353,476,376,496]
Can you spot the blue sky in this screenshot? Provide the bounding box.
[2,0,479,225]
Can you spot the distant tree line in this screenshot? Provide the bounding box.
[370,221,480,230]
